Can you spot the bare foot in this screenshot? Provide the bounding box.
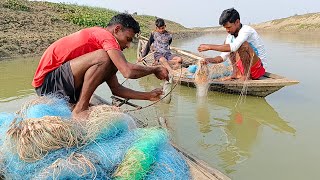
[237,76,252,81]
[218,76,232,81]
[72,109,89,121]
[230,74,242,79]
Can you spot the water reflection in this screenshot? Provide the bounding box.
[196,97,211,133]
[173,87,296,173]
[214,95,295,173]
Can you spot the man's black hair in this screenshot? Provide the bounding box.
[155,18,165,27]
[219,8,240,26]
[107,13,140,33]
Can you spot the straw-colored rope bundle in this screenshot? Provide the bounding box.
[87,105,121,119]
[84,105,129,141]
[6,116,80,162]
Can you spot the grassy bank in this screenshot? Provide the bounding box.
[253,13,320,32]
[0,0,201,59]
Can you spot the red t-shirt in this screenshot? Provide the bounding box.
[32,27,121,88]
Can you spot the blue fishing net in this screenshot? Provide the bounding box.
[2,128,190,179]
[3,146,77,179]
[0,113,17,146]
[187,62,232,80]
[24,96,72,119]
[0,96,191,179]
[145,143,190,179]
[93,118,131,141]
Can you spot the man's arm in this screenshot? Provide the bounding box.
[141,33,155,57]
[198,44,229,64]
[107,49,168,80]
[204,56,224,64]
[107,74,162,101]
[198,44,231,52]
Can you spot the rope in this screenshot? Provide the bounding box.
[235,52,255,108]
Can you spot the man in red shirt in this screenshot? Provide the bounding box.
[32,13,168,118]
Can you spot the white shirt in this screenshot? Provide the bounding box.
[220,25,267,67]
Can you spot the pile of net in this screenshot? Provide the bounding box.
[173,60,233,80]
[0,96,190,179]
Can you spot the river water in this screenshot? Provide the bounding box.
[0,32,319,180]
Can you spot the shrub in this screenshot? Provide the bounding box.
[3,0,30,11]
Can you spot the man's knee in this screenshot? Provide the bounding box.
[229,52,237,61]
[159,57,167,63]
[89,49,111,65]
[238,41,251,52]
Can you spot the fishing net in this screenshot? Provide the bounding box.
[113,128,168,179]
[6,116,80,162]
[194,60,210,97]
[0,96,191,179]
[18,94,72,119]
[0,113,17,146]
[83,105,135,142]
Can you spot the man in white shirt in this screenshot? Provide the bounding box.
[198,8,266,81]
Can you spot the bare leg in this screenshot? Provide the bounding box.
[168,56,182,70]
[229,52,242,79]
[219,52,241,81]
[69,49,117,117]
[159,57,173,73]
[238,42,259,81]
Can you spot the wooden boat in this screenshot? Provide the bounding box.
[137,36,299,97]
[90,94,230,180]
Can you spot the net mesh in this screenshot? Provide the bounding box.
[0,96,191,179]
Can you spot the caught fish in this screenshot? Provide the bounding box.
[160,76,173,104]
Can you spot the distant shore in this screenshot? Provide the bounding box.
[199,12,320,34]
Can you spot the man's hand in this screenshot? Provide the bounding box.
[154,66,169,81]
[200,58,209,65]
[198,44,210,52]
[148,88,163,101]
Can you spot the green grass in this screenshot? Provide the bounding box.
[45,2,188,36]
[1,0,188,37]
[298,23,320,29]
[2,0,30,11]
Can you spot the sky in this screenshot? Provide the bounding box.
[34,0,320,28]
